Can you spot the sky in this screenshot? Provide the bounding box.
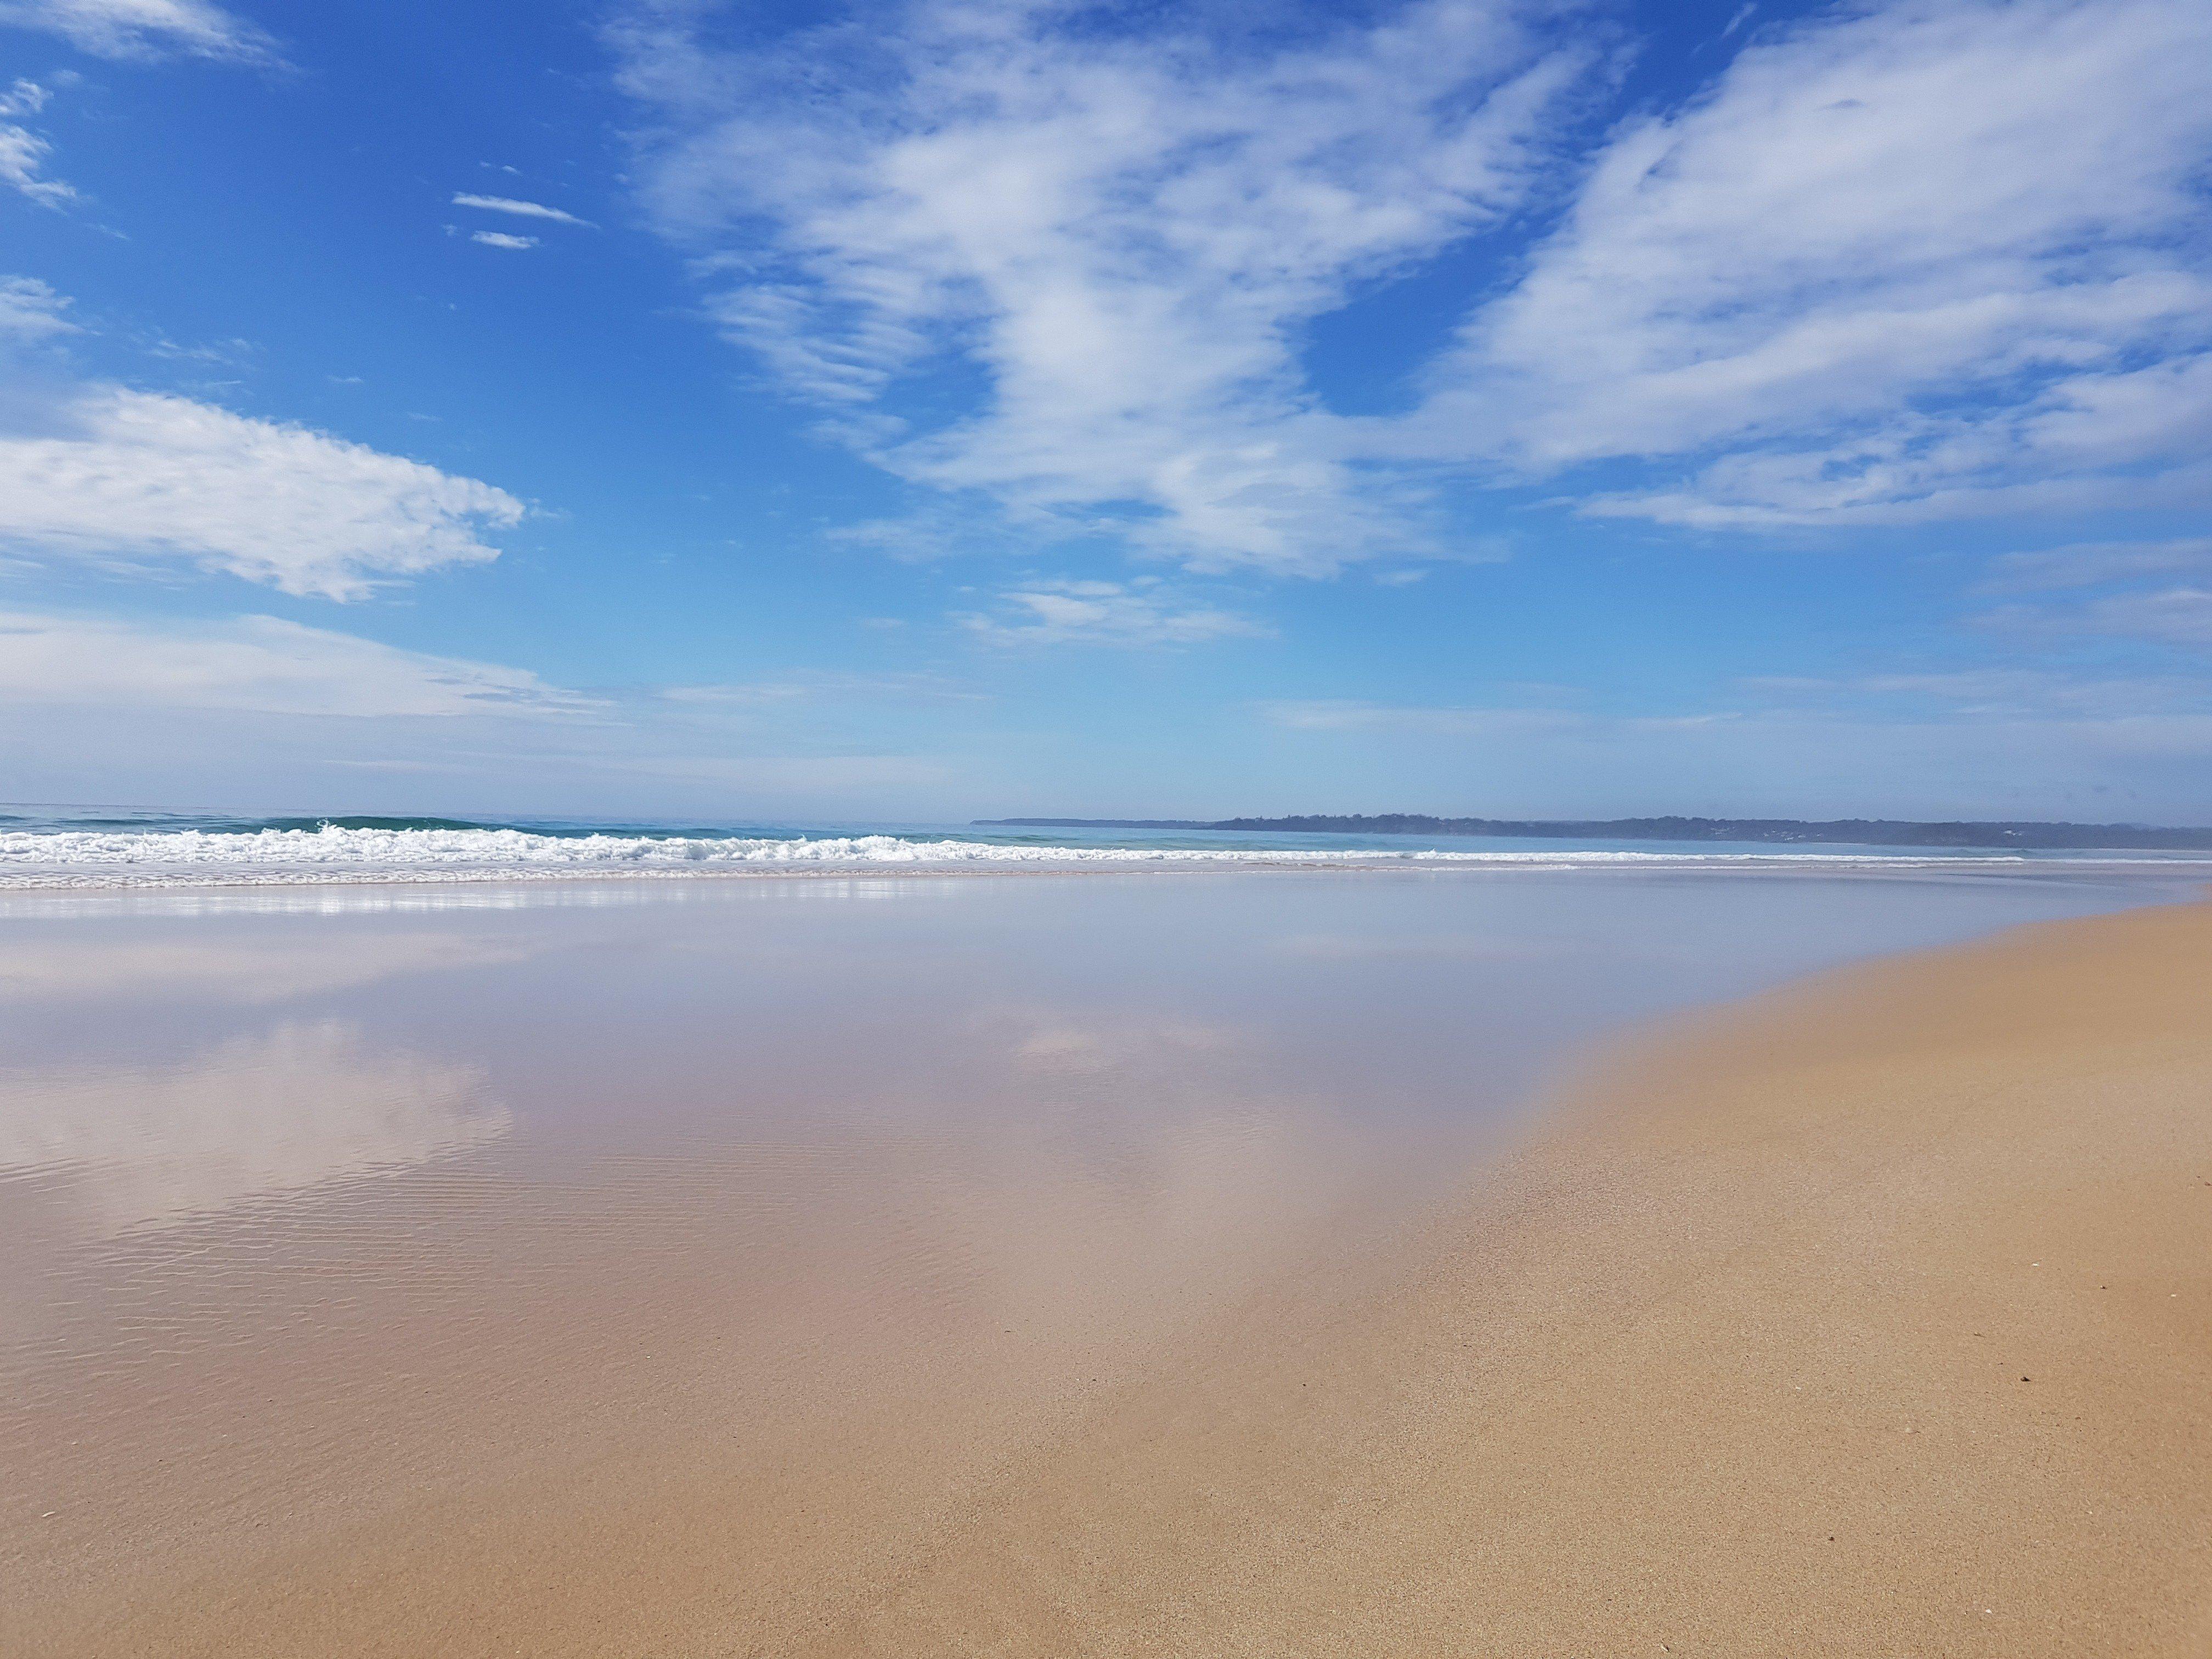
[1,0,2209,824]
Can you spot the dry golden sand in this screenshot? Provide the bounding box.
[22,898,2212,1656]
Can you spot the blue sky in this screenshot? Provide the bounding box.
[2,0,2209,822]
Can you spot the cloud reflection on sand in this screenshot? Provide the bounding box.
[0,1022,507,1234]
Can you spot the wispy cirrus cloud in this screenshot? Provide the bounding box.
[452,192,596,229]
[0,609,592,718]
[1258,684,2212,820]
[0,77,71,204]
[1979,587,2212,652]
[0,610,981,812]
[658,669,981,708]
[2056,589,2212,651]
[614,0,1594,577]
[1415,0,2212,527]
[1982,537,2212,594]
[960,579,1269,647]
[1261,699,1582,736]
[0,273,73,337]
[0,0,278,62]
[1743,668,2212,721]
[617,0,2212,579]
[1969,535,2212,653]
[470,229,538,251]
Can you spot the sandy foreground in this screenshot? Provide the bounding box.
[793,898,2212,1657]
[18,897,2212,1656]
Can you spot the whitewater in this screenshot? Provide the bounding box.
[5,818,2199,891]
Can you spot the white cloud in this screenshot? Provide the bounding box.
[0,273,74,337]
[0,608,593,718]
[1255,686,2212,819]
[620,0,2212,567]
[0,0,276,61]
[1415,0,2212,526]
[1585,349,2212,528]
[960,579,1268,647]
[1983,537,2212,594]
[1262,699,1581,736]
[470,229,539,250]
[658,669,980,707]
[0,608,984,814]
[2065,589,2212,650]
[452,191,595,228]
[1968,533,2212,652]
[827,499,1077,563]
[0,77,72,204]
[0,384,526,597]
[1980,586,2212,652]
[1747,668,2212,720]
[616,0,1592,575]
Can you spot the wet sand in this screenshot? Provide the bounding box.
[807,898,2212,1657]
[5,883,2209,1654]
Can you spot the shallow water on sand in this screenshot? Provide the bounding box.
[0,868,2196,1651]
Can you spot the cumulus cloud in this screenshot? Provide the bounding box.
[960,579,1269,647]
[452,191,595,228]
[0,383,527,597]
[0,608,593,717]
[615,0,1592,575]
[0,0,278,61]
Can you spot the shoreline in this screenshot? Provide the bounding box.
[5,851,2210,899]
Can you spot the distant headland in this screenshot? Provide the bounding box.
[973,815,2212,851]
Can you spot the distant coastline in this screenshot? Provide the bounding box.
[974,814,2212,851]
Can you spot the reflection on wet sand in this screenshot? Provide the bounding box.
[0,870,2189,1656]
[0,1022,507,1235]
[3,888,1421,1656]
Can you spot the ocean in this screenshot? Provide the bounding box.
[8,805,2212,889]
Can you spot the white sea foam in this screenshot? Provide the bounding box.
[0,822,2145,891]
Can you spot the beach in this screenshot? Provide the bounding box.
[4,874,2208,1655]
[812,896,2212,1657]
[13,0,2212,1647]
[12,0,2207,1646]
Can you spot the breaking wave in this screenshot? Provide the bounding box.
[0,821,2123,891]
